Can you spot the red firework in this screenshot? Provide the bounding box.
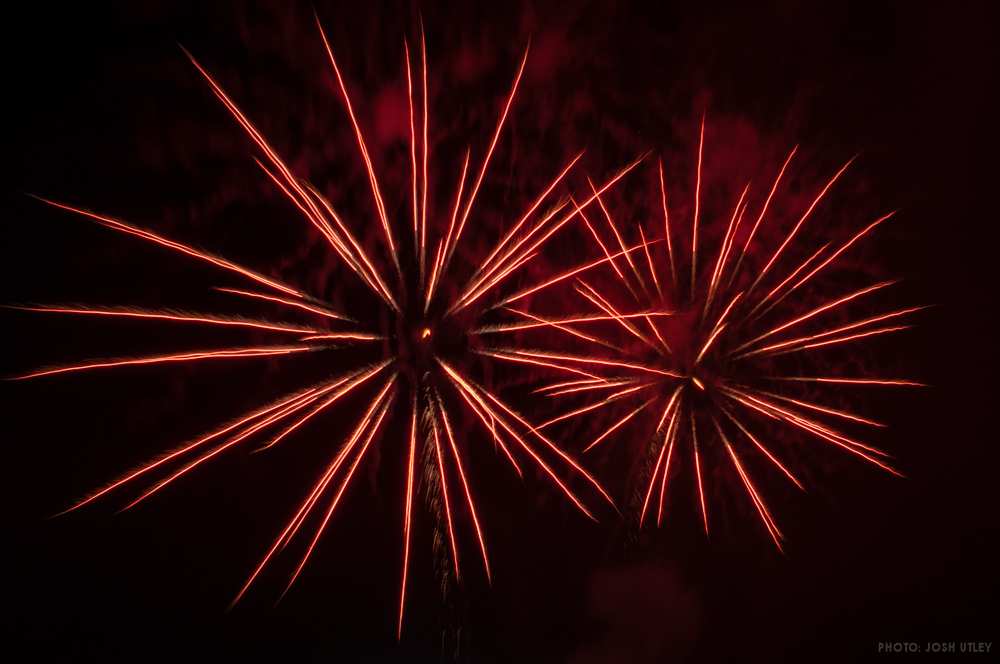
[11,16,643,635]
[482,115,925,549]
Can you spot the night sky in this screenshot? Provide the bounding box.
[5,1,998,662]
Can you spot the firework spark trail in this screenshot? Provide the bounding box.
[20,18,638,636]
[525,118,921,547]
[6,305,321,334]
[215,288,350,321]
[11,346,315,381]
[30,197,306,298]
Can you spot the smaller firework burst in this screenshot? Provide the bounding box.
[481,115,925,548]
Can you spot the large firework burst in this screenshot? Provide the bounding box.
[482,116,924,549]
[11,17,643,634]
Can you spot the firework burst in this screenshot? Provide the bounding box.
[11,16,642,634]
[482,115,925,549]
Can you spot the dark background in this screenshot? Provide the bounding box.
[4,1,997,662]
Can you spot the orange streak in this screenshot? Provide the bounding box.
[436,395,491,581]
[786,326,910,353]
[439,360,608,517]
[539,383,652,430]
[497,238,661,308]
[691,114,705,300]
[13,346,313,380]
[503,349,679,378]
[484,310,672,334]
[449,380,524,478]
[283,391,393,600]
[638,224,663,299]
[215,288,349,321]
[405,41,420,265]
[256,362,392,451]
[583,399,653,452]
[740,306,925,359]
[62,387,320,514]
[658,158,678,289]
[589,178,648,297]
[765,211,897,316]
[420,27,430,281]
[707,182,750,305]
[430,407,461,580]
[722,430,783,550]
[730,146,798,284]
[760,391,885,429]
[748,155,856,296]
[305,185,400,312]
[692,413,709,536]
[448,44,530,268]
[578,203,634,296]
[427,149,470,312]
[718,405,805,490]
[640,389,681,526]
[9,306,318,334]
[477,349,609,381]
[465,153,584,298]
[230,379,393,608]
[575,280,656,351]
[774,376,926,387]
[742,241,833,323]
[34,197,303,298]
[656,405,681,526]
[123,393,320,511]
[315,14,398,269]
[397,395,418,637]
[735,280,897,353]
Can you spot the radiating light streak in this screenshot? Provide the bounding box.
[589,178,649,297]
[638,224,664,299]
[255,362,391,451]
[477,349,609,381]
[229,379,393,609]
[747,155,856,296]
[691,114,705,300]
[733,280,897,353]
[738,306,923,359]
[718,420,783,550]
[769,325,911,355]
[438,360,598,519]
[32,197,304,298]
[499,348,679,378]
[7,305,319,334]
[752,211,896,322]
[718,405,805,490]
[759,390,886,429]
[728,146,798,286]
[639,389,681,526]
[445,45,531,273]
[435,393,491,581]
[282,387,394,599]
[215,288,350,321]
[772,376,926,387]
[480,310,672,334]
[430,407,461,579]
[315,14,399,269]
[692,412,709,535]
[495,238,661,308]
[657,158,678,288]
[60,386,322,514]
[583,398,655,452]
[656,402,681,525]
[12,345,314,380]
